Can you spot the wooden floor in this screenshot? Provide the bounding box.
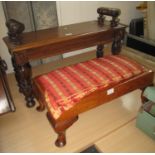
[0,47,155,152]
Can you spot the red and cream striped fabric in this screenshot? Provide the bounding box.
[34,55,145,119]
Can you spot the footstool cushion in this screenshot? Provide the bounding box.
[34,55,146,119]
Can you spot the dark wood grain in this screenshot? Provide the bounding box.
[3,21,124,53]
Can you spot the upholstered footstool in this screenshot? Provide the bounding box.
[33,55,153,147]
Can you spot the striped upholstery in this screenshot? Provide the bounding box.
[34,55,145,119]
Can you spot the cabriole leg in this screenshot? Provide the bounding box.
[36,102,45,111]
[55,131,66,147]
[46,112,78,147]
[33,84,46,111]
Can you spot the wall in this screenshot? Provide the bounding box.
[147,1,155,42]
[57,1,142,26]
[56,1,142,58]
[0,1,142,73]
[0,1,13,73]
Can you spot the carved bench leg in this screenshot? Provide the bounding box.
[112,29,125,55]
[11,56,35,107]
[96,44,104,58]
[46,112,78,147]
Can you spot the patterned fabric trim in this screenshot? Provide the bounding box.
[34,55,146,119]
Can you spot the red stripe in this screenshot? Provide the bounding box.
[88,59,117,82]
[95,58,125,79]
[75,63,106,86]
[36,77,59,109]
[63,67,87,90]
[48,72,74,98]
[116,55,145,72]
[68,65,95,89]
[105,56,134,76]
[83,61,111,82]
[109,55,140,73]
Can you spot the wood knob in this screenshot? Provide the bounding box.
[6,19,25,45]
[97,7,121,27]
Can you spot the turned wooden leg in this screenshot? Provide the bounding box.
[112,36,121,55]
[46,112,78,147]
[12,56,23,93]
[96,44,104,58]
[112,29,124,55]
[11,56,35,107]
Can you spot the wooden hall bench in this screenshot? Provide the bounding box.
[3,7,124,107]
[3,7,154,147]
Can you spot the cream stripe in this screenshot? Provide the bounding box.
[78,63,109,83]
[55,70,93,100]
[43,75,69,103]
[112,56,141,73]
[90,60,122,82]
[55,70,79,92]
[102,59,132,78]
[45,91,61,120]
[67,66,96,88]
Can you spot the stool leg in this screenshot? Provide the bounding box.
[55,131,66,147]
[36,101,45,111]
[46,112,78,147]
[33,84,46,112]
